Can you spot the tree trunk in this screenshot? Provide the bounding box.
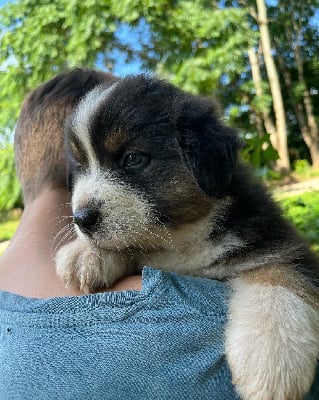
[255,113,266,138]
[247,47,265,138]
[291,17,319,167]
[276,52,311,148]
[256,0,290,171]
[247,46,278,149]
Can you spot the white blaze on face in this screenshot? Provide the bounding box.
[72,168,158,248]
[69,81,169,250]
[70,82,119,169]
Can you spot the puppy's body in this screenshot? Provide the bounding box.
[57,76,319,400]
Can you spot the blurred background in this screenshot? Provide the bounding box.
[0,0,318,254]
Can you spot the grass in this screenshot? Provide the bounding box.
[276,191,319,254]
[0,209,21,246]
[0,218,20,242]
[293,160,319,180]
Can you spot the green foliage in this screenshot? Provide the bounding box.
[293,159,319,179]
[292,82,306,102]
[0,209,21,256]
[241,133,278,169]
[0,144,22,211]
[251,92,273,114]
[294,159,311,175]
[278,191,319,253]
[0,216,20,243]
[0,0,118,134]
[0,0,318,173]
[153,3,255,95]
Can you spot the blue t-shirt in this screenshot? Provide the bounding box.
[0,267,317,400]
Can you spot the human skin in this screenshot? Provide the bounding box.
[0,187,141,298]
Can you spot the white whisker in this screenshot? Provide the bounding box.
[53,223,75,251]
[49,215,73,225]
[53,223,74,242]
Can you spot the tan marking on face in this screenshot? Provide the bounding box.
[70,141,87,165]
[104,130,128,153]
[147,163,215,227]
[162,171,213,223]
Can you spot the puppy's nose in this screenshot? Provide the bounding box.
[73,208,100,235]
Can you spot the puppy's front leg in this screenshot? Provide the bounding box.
[226,271,319,400]
[56,239,130,293]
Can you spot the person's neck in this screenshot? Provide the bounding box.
[8,189,72,263]
[12,188,73,257]
[0,187,142,298]
[0,187,82,297]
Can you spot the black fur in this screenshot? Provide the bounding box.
[174,95,240,197]
[67,74,319,289]
[87,76,240,198]
[62,74,319,399]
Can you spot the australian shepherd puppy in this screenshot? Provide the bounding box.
[56,75,319,400]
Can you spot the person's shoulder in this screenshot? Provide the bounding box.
[142,267,230,319]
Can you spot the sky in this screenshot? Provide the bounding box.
[107,23,147,77]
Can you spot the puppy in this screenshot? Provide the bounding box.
[56,75,319,400]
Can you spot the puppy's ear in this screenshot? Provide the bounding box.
[175,96,240,198]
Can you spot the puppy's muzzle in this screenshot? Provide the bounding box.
[74,207,100,236]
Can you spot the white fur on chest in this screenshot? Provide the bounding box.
[140,209,244,277]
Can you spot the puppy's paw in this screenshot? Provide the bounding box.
[56,238,86,288]
[56,239,129,293]
[226,278,319,400]
[76,249,129,293]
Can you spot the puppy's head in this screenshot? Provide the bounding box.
[66,75,239,250]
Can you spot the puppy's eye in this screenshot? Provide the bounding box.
[122,152,149,170]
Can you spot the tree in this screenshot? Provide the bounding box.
[247,45,276,142]
[0,143,22,211]
[228,0,319,170]
[0,0,256,144]
[249,0,290,170]
[270,0,319,167]
[1,0,318,178]
[0,0,119,136]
